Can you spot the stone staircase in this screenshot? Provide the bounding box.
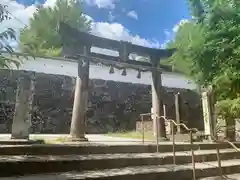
[0,143,240,179]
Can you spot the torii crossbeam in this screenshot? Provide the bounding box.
[59,22,176,141]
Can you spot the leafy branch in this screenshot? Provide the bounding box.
[0,4,21,68]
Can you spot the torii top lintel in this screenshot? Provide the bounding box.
[59,22,176,66]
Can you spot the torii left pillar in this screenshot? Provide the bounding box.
[151,57,167,140]
[70,46,90,141]
[11,71,35,140]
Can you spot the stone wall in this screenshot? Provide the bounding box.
[0,70,203,134]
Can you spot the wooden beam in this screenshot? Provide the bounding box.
[93,54,151,67]
[64,53,173,73]
[59,22,176,61]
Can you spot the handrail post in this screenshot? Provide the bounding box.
[172,121,176,165]
[216,147,223,179]
[190,130,196,180]
[156,116,159,153]
[141,115,145,144]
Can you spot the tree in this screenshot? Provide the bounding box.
[164,22,205,80]
[166,0,240,94]
[165,0,240,140]
[19,0,91,57]
[0,4,20,68]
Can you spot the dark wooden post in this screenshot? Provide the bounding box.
[151,57,166,139]
[175,93,182,133]
[70,46,90,141]
[11,71,35,140]
[119,41,129,61]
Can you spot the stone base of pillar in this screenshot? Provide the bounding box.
[11,136,29,140]
[71,137,88,142]
[159,137,170,142]
[0,139,44,145]
[154,136,170,142]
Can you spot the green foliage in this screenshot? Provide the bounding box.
[164,0,240,120]
[188,0,205,22]
[216,98,240,120]
[165,22,205,81]
[0,4,21,68]
[19,0,91,57]
[166,0,240,97]
[213,68,240,100]
[191,2,240,100]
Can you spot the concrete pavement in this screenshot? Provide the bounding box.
[0,134,155,145]
[0,134,211,145]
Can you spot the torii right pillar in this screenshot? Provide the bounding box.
[151,57,167,140]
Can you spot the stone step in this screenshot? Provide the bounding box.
[0,140,44,145]
[199,173,240,179]
[1,143,240,155]
[0,149,238,177]
[1,159,240,180]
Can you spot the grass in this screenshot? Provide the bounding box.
[106,131,155,140]
[31,136,71,144]
[30,132,156,144]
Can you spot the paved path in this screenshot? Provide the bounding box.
[85,134,154,145]
[0,134,211,145]
[0,134,155,145]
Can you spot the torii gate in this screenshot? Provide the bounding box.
[59,22,176,141]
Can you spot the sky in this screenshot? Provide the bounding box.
[0,0,196,89]
[1,0,191,49]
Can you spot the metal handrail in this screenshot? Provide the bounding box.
[139,112,240,180]
[156,114,197,180]
[140,113,240,151]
